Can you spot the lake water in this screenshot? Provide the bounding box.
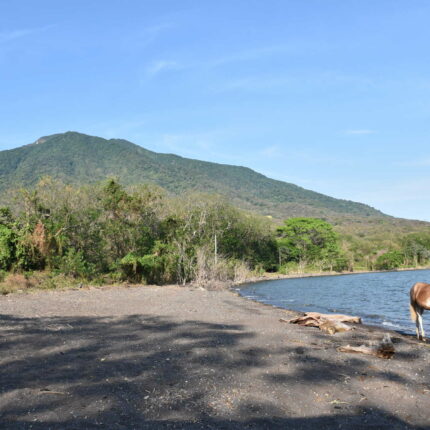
[238,269,430,335]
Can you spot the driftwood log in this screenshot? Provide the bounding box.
[285,312,362,334]
[337,334,395,359]
[319,320,351,335]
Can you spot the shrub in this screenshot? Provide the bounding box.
[332,256,350,272]
[232,260,251,283]
[33,272,75,290]
[55,248,95,279]
[278,261,300,274]
[375,250,404,270]
[0,225,14,270]
[251,263,265,277]
[0,273,36,295]
[120,253,160,283]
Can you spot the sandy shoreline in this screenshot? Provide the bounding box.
[1,284,429,429]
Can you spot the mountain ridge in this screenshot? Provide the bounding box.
[0,131,386,221]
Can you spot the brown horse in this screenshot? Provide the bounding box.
[410,282,430,340]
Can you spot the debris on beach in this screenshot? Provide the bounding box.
[319,320,352,335]
[337,334,395,359]
[284,312,361,334]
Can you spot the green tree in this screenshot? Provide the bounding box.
[0,225,14,270]
[277,217,342,271]
[374,250,404,270]
[401,233,430,266]
[0,208,15,270]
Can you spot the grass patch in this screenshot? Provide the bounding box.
[0,272,82,295]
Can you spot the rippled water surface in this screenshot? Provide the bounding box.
[238,270,430,334]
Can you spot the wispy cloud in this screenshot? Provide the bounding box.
[145,60,181,77]
[0,25,54,44]
[344,129,375,135]
[141,44,316,82]
[0,29,33,43]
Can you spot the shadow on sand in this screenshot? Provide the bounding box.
[0,313,428,429]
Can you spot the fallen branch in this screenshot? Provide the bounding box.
[337,334,395,359]
[319,320,352,335]
[287,312,361,334]
[289,312,362,326]
[39,388,67,395]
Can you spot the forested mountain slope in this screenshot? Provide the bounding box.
[0,131,387,220]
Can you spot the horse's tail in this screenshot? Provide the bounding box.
[410,303,417,322]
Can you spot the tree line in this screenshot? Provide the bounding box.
[0,178,429,292]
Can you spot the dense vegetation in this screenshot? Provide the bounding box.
[1,178,430,294]
[0,179,276,291]
[0,131,385,220]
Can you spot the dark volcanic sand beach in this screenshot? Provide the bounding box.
[0,285,429,429]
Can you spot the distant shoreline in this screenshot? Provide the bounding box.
[233,266,430,288]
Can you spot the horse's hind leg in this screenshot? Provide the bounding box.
[413,304,422,340]
[415,313,422,340]
[415,315,421,340]
[417,311,425,341]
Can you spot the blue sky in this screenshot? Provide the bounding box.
[1,0,430,220]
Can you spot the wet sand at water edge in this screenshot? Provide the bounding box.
[0,284,429,429]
